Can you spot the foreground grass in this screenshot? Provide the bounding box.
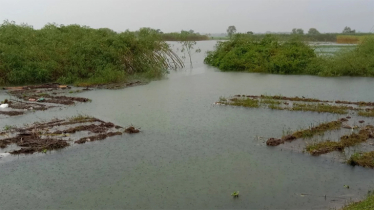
[342,193,374,210]
[0,21,183,85]
[348,152,374,168]
[205,34,374,77]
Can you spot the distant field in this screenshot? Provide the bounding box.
[337,35,373,44]
[211,34,374,44]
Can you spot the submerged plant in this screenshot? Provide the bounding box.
[231,191,240,198]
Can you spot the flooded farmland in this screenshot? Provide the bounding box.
[0,41,373,209]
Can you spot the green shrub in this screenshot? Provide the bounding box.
[205,34,316,75]
[205,34,374,77]
[0,21,183,85]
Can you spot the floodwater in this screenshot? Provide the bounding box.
[0,41,374,209]
[311,42,356,55]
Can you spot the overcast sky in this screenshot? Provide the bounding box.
[0,0,373,33]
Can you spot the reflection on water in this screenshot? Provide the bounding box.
[0,41,373,209]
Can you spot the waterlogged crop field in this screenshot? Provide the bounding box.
[0,41,374,209]
[216,94,374,168]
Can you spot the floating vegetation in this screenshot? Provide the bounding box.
[348,152,374,168]
[305,125,374,156]
[231,191,240,198]
[218,97,259,108]
[266,120,342,146]
[0,116,137,155]
[216,94,374,116]
[358,109,374,117]
[291,103,350,114]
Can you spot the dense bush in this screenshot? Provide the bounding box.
[205,34,374,77]
[204,34,316,74]
[319,37,374,76]
[162,32,209,41]
[0,21,183,85]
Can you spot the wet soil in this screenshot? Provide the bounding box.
[125,126,140,134]
[1,84,91,116]
[0,117,139,155]
[0,110,24,116]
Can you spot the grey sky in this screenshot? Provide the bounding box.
[0,0,373,33]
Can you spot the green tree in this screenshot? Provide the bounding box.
[292,28,304,35]
[227,26,237,38]
[342,26,356,34]
[308,28,320,35]
[247,31,253,35]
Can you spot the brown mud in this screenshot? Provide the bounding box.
[1,84,91,116]
[125,126,141,134]
[0,116,140,155]
[0,110,24,116]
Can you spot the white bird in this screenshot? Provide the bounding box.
[0,104,9,108]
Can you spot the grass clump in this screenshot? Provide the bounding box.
[348,152,374,168]
[292,120,342,139]
[229,98,259,108]
[306,141,343,155]
[0,21,183,85]
[68,114,96,123]
[341,193,374,210]
[292,103,349,114]
[358,110,374,117]
[306,126,374,156]
[218,96,259,108]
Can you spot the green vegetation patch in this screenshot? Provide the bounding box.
[359,110,374,117]
[342,193,374,210]
[0,21,183,85]
[291,120,342,139]
[348,152,374,168]
[292,103,349,114]
[205,34,374,77]
[223,97,260,108]
[306,126,374,156]
[205,34,316,74]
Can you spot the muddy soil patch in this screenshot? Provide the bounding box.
[0,116,140,155]
[1,84,92,116]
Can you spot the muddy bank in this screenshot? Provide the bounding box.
[0,116,140,155]
[77,80,145,90]
[0,84,91,117]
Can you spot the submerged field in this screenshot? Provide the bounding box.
[1,41,374,209]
